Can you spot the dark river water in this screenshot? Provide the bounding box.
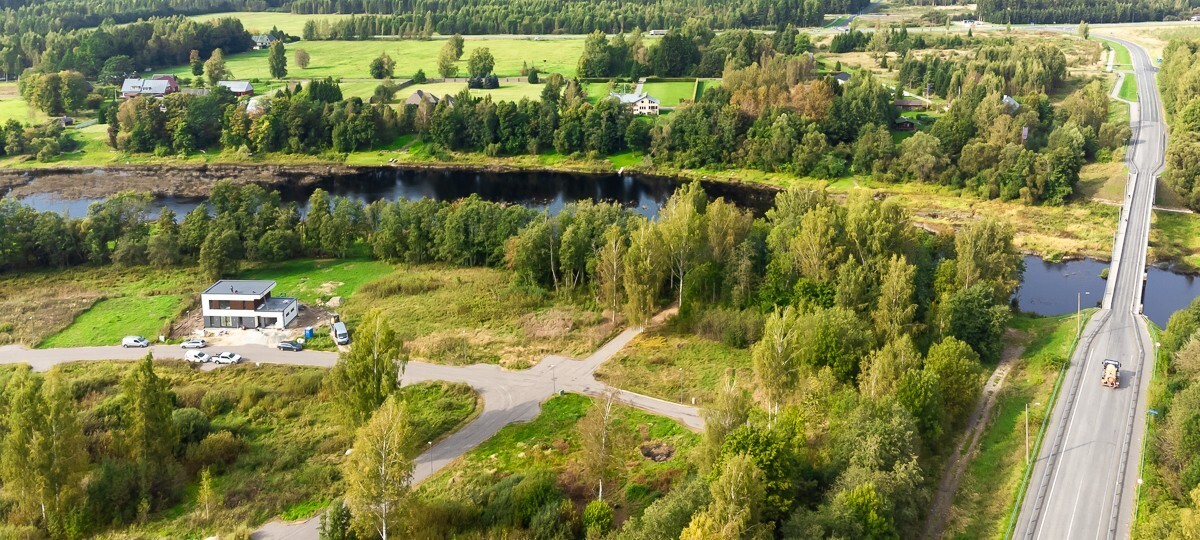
[6,168,1197,327]
[1014,255,1198,327]
[8,169,776,220]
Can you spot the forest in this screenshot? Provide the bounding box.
[0,176,1022,538]
[1160,38,1200,211]
[975,0,1184,24]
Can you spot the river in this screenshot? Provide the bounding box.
[5,168,1197,327]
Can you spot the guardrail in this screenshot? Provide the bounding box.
[1005,309,1107,539]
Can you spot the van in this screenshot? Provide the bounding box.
[332,322,350,345]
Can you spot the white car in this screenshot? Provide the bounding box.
[185,350,211,363]
[121,336,150,348]
[213,352,242,365]
[180,338,208,349]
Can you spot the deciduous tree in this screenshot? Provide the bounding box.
[330,309,406,428]
[344,396,415,540]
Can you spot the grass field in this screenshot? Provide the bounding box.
[237,258,394,305]
[397,81,547,103]
[419,392,698,518]
[40,294,187,348]
[641,81,696,107]
[1151,210,1200,273]
[190,12,356,35]
[158,38,586,81]
[1075,161,1129,203]
[342,265,614,369]
[22,360,477,537]
[944,312,1084,539]
[594,328,752,406]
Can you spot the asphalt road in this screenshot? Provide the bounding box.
[0,317,701,540]
[1014,34,1165,540]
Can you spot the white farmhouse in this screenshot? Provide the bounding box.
[609,92,660,116]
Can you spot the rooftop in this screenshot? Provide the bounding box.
[257,296,296,312]
[609,92,658,104]
[218,80,254,93]
[121,78,174,95]
[203,280,276,296]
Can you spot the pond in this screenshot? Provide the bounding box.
[1015,255,1200,327]
[5,168,777,220]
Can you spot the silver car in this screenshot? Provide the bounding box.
[185,350,211,363]
[180,338,208,349]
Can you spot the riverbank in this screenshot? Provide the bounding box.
[0,146,1181,270]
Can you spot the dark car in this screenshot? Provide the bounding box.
[277,340,304,352]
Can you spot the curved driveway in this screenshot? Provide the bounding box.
[0,319,700,539]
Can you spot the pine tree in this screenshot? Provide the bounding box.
[122,354,179,508]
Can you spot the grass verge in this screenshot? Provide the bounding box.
[944,311,1091,539]
[1119,72,1138,101]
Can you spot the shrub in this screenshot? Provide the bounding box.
[282,371,324,397]
[201,388,235,416]
[695,308,763,348]
[582,499,614,535]
[513,471,562,527]
[530,500,574,540]
[186,431,245,473]
[176,384,207,408]
[172,407,211,446]
[237,384,268,411]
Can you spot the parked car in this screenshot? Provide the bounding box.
[277,340,304,352]
[213,352,242,364]
[332,322,350,345]
[121,336,150,348]
[185,350,211,363]
[180,338,208,349]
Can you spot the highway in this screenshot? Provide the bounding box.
[1013,34,1166,540]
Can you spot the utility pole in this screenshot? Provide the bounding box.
[678,368,684,404]
[1026,403,1030,465]
[550,364,557,394]
[427,441,432,475]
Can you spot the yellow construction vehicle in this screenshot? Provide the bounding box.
[1101,359,1120,388]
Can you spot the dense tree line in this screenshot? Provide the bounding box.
[292,0,869,38]
[0,0,262,34]
[328,183,1019,538]
[1160,39,1200,211]
[0,15,252,81]
[977,0,1183,24]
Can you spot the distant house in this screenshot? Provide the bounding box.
[201,280,298,330]
[609,92,660,116]
[894,117,916,131]
[893,99,927,111]
[832,71,852,85]
[58,116,74,127]
[120,75,180,99]
[251,34,278,50]
[218,80,255,96]
[1001,94,1021,113]
[648,29,667,36]
[404,89,455,108]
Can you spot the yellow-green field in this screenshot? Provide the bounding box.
[190,11,357,36]
[158,38,587,81]
[0,82,47,124]
[641,81,697,106]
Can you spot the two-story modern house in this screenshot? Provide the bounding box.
[201,280,298,329]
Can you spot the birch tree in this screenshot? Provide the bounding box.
[622,219,667,325]
[751,306,802,423]
[331,309,407,429]
[872,255,917,342]
[657,180,706,308]
[595,224,626,324]
[578,390,625,501]
[344,396,415,540]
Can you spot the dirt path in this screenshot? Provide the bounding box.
[922,332,1025,539]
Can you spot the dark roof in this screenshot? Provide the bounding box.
[257,296,296,312]
[832,71,852,81]
[203,280,276,296]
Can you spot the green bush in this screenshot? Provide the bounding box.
[175,384,208,408]
[200,388,235,416]
[513,470,562,527]
[531,500,574,540]
[186,431,245,473]
[172,407,211,446]
[694,308,763,348]
[582,499,614,535]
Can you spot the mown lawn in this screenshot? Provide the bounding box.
[156,38,587,81]
[641,81,696,106]
[945,312,1084,539]
[1095,37,1133,70]
[342,265,614,368]
[34,360,477,538]
[594,329,752,406]
[40,294,188,348]
[238,258,395,306]
[1119,72,1138,101]
[419,393,698,514]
